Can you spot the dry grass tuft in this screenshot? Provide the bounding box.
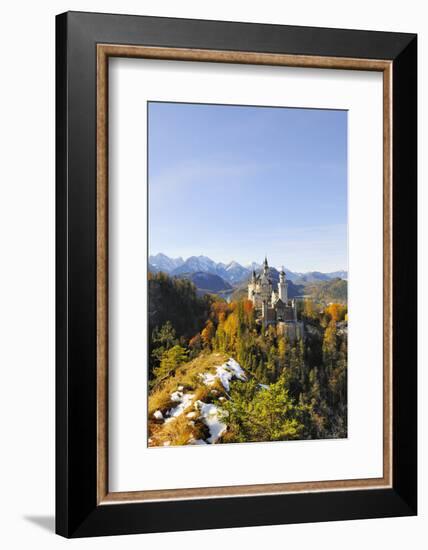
[148,351,232,446]
[149,414,209,447]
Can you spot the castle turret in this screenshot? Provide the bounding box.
[278,267,288,303]
[259,258,272,302]
[263,256,269,275]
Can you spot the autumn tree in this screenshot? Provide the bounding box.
[303,298,317,321]
[201,320,215,349]
[243,299,255,328]
[188,333,202,358]
[223,311,239,352]
[324,303,347,323]
[322,319,337,367]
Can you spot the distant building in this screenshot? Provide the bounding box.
[248,257,304,341]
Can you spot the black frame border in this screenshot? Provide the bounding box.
[56,11,417,538]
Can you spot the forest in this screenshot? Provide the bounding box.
[148,271,348,446]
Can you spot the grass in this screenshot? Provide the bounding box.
[148,351,229,417]
[149,412,209,447]
[148,351,230,446]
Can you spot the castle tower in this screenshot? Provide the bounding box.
[263,256,269,275]
[259,257,272,302]
[248,270,257,303]
[278,267,288,303]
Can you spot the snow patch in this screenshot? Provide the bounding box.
[200,372,217,386]
[200,358,247,392]
[165,391,195,422]
[195,400,227,443]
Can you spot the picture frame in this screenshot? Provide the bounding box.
[56,11,417,538]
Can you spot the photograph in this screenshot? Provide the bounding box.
[147,101,348,447]
[0,2,420,544]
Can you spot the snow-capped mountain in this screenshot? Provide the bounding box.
[149,253,184,273]
[149,253,347,284]
[172,256,252,283]
[246,261,262,272]
[171,255,218,276]
[219,261,251,284]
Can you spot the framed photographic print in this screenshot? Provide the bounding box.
[56,11,417,537]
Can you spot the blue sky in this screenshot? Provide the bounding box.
[148,102,347,272]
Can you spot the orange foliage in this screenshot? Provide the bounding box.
[324,303,347,322]
[201,320,215,347]
[224,312,238,340]
[243,299,253,315]
[189,333,202,349]
[211,301,228,321]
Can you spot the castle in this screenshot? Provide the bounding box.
[248,257,304,341]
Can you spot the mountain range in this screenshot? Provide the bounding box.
[149,253,347,285]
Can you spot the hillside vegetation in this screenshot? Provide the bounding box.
[303,277,347,304]
[148,272,348,445]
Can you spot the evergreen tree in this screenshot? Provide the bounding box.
[150,321,178,378]
[152,345,188,387]
[221,378,306,443]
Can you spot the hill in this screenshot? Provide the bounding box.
[148,272,211,345]
[303,277,347,304]
[294,271,331,283]
[148,271,348,445]
[180,271,232,293]
[148,352,239,446]
[149,351,314,446]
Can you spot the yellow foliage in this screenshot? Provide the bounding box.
[224,312,238,341]
[278,338,287,362]
[201,320,215,347]
[325,303,347,322]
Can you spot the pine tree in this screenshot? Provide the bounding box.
[152,345,188,387]
[150,321,178,378]
[221,378,306,443]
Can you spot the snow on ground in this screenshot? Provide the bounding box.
[153,358,245,445]
[195,400,227,443]
[200,357,247,392]
[200,372,217,385]
[165,391,195,422]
